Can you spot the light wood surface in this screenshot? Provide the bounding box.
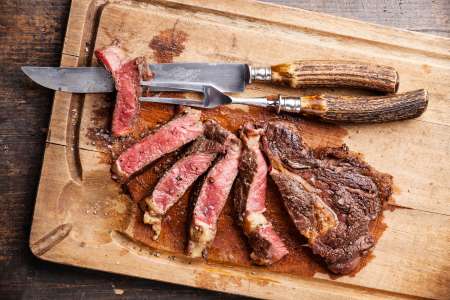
[30,0,450,299]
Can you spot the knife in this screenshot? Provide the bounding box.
[21,61,399,93]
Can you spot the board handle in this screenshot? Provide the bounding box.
[276,89,428,123]
[252,61,400,93]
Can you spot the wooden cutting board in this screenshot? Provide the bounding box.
[30,0,450,299]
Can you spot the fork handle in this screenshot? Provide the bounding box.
[251,61,399,93]
[277,89,428,123]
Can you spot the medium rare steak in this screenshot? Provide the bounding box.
[95,44,150,136]
[112,108,203,181]
[143,121,232,240]
[261,121,392,274]
[187,131,242,258]
[233,124,288,265]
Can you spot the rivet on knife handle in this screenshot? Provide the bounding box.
[251,61,400,93]
[276,89,428,123]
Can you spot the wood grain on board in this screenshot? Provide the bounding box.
[28,0,450,299]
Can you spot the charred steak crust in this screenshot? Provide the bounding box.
[143,120,233,240]
[95,44,150,137]
[233,124,289,266]
[187,131,242,258]
[261,121,392,274]
[112,107,203,181]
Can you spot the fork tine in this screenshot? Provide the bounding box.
[139,96,206,108]
[140,81,208,107]
[145,86,188,92]
[140,81,206,93]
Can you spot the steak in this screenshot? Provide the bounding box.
[233,124,289,265]
[112,108,203,181]
[261,121,392,274]
[143,121,232,240]
[95,44,150,136]
[187,132,242,258]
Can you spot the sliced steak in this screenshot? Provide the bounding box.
[112,108,203,181]
[187,132,242,258]
[233,124,288,265]
[95,44,151,136]
[143,121,232,240]
[261,121,392,274]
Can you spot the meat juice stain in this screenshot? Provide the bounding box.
[139,102,177,126]
[149,27,188,63]
[388,184,401,207]
[86,124,140,164]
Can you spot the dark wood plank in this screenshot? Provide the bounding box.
[0,0,448,299]
[262,0,450,37]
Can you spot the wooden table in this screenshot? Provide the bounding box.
[0,1,448,299]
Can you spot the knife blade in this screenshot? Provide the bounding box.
[21,63,250,93]
[22,61,401,94]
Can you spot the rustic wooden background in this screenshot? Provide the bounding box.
[0,0,448,299]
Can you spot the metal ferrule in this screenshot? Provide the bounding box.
[249,66,272,83]
[277,96,302,114]
[230,96,270,108]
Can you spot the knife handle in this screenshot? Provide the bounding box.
[276,89,428,123]
[251,61,399,93]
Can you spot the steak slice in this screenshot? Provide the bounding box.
[261,121,392,274]
[95,44,150,136]
[233,124,288,265]
[187,132,242,258]
[112,108,203,181]
[143,121,232,240]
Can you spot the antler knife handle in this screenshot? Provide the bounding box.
[250,61,399,93]
[276,89,428,123]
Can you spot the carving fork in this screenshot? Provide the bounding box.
[139,81,428,123]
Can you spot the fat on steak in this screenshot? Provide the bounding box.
[143,120,233,240]
[95,44,150,137]
[261,121,392,274]
[187,131,242,258]
[112,108,203,181]
[233,124,289,265]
